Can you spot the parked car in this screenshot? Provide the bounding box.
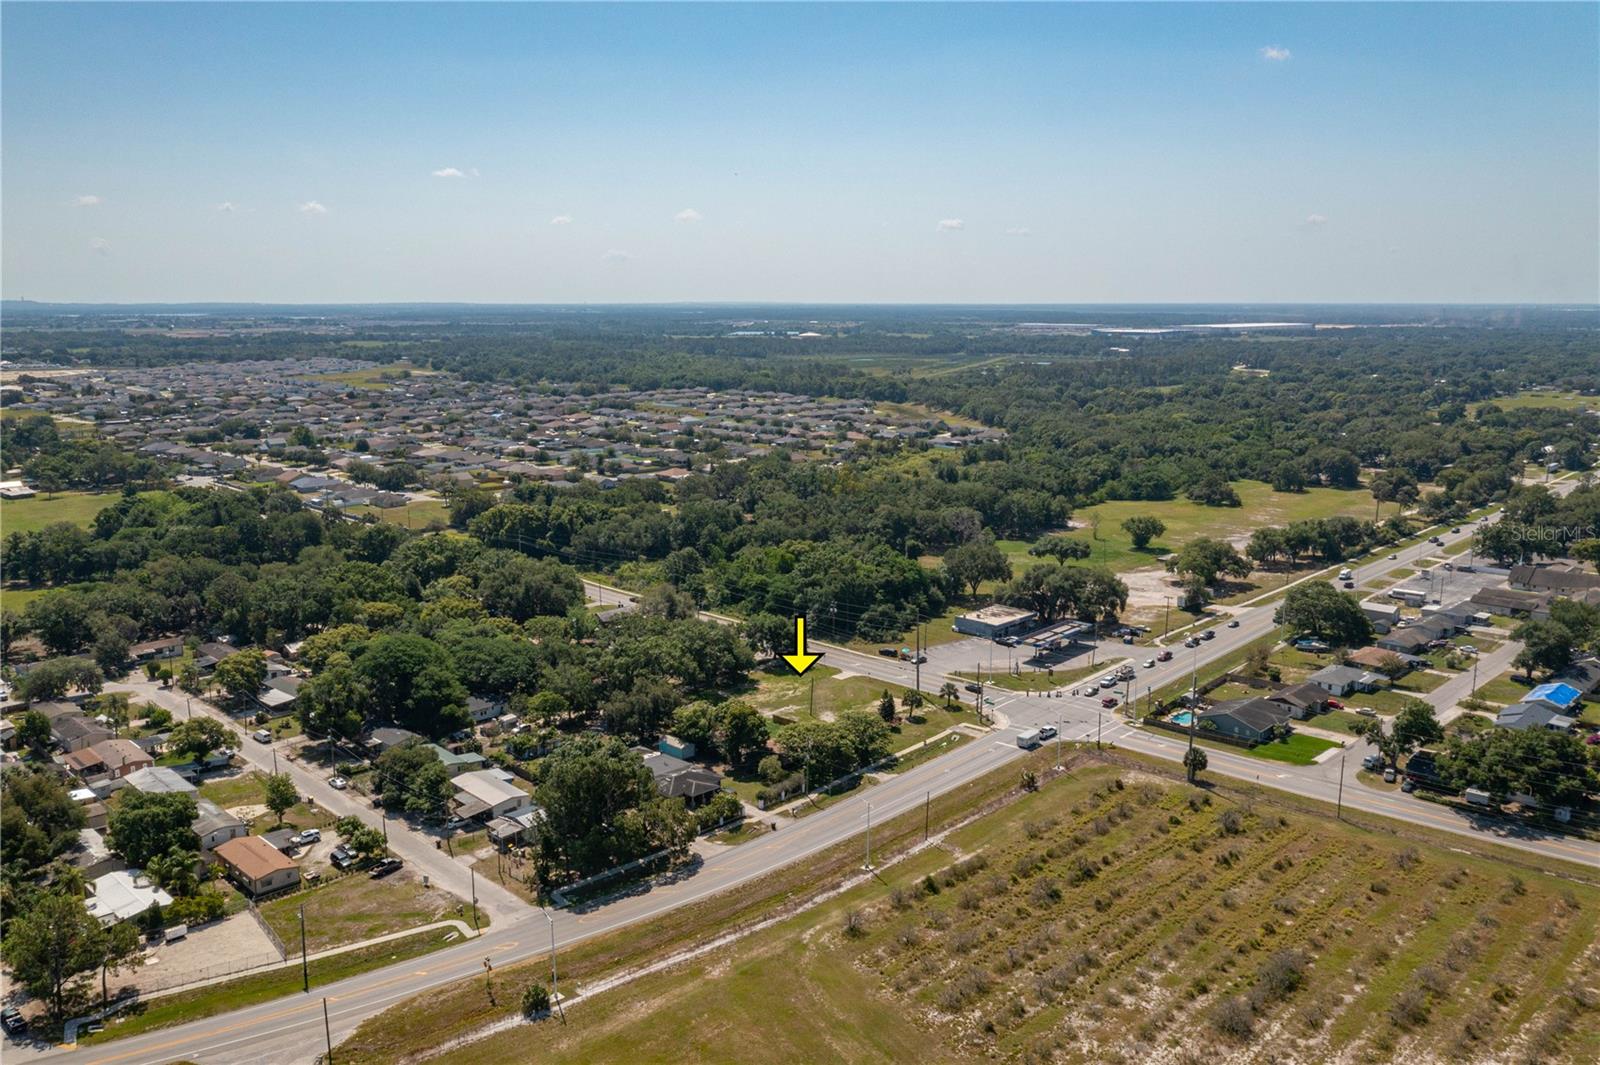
[304,868,321,882]
[1326,698,1344,709]
[292,828,321,845]
[1038,725,1058,741]
[1356,707,1378,717]
[329,776,348,790]
[252,729,272,744]
[1401,778,1416,793]
[2,1007,28,1036]
[444,815,470,830]
[331,847,356,871]
[1383,767,1397,783]
[997,635,1021,647]
[1362,754,1384,771]
[368,857,403,879]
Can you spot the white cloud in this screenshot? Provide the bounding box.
[601,249,634,263]
[216,201,237,213]
[1260,45,1292,62]
[549,214,573,226]
[298,201,328,215]
[937,218,965,231]
[89,237,111,256]
[1303,213,1329,226]
[674,207,703,223]
[72,194,102,207]
[1005,226,1032,236]
[431,166,474,179]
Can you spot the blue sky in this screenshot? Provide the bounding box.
[3,2,1596,303]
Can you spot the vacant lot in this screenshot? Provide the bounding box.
[200,770,335,833]
[260,872,467,954]
[348,496,451,528]
[343,761,1600,1065]
[0,489,127,535]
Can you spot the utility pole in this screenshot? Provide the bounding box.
[1471,658,1480,695]
[545,910,564,1022]
[299,906,310,992]
[923,790,930,841]
[975,664,985,725]
[1096,706,1102,749]
[863,802,874,871]
[322,998,334,1063]
[1336,747,1347,820]
[1164,596,1172,637]
[470,869,479,932]
[915,625,923,692]
[1054,721,1063,770]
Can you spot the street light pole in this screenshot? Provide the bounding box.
[299,906,310,992]
[1336,747,1347,820]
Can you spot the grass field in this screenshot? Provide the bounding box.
[1299,709,1373,737]
[199,771,335,833]
[1473,670,1536,707]
[1474,389,1599,413]
[335,759,1600,1065]
[260,874,470,954]
[991,479,1381,580]
[347,497,451,528]
[0,489,126,535]
[1240,732,1343,765]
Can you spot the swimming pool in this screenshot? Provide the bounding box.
[1170,710,1196,727]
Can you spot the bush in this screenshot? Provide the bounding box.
[166,891,227,926]
[756,773,805,807]
[521,982,551,1017]
[695,791,743,832]
[757,755,786,785]
[1210,995,1255,1039]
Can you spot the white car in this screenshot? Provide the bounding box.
[329,776,348,790]
[252,729,272,744]
[1144,658,1156,668]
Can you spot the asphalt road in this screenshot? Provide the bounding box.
[27,493,1599,1064]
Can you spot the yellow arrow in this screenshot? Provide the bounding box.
[781,616,822,675]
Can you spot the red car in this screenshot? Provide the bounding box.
[1101,696,1119,708]
[1325,698,1343,709]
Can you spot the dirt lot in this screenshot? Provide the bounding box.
[117,913,284,996]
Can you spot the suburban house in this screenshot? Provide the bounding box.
[487,808,541,849]
[194,641,240,673]
[1198,698,1290,744]
[214,835,301,896]
[1525,682,1583,713]
[952,604,1038,640]
[1307,664,1385,697]
[1345,646,1419,675]
[452,769,534,821]
[1266,682,1330,720]
[465,696,505,724]
[638,749,725,807]
[0,718,14,750]
[1376,628,1439,655]
[364,727,424,755]
[122,765,198,796]
[1553,657,1600,697]
[426,743,488,777]
[128,636,184,664]
[1495,700,1577,733]
[65,738,154,780]
[254,675,302,716]
[84,869,174,926]
[53,714,114,754]
[193,799,249,852]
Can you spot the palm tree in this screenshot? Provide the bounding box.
[939,681,959,707]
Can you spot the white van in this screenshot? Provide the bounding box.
[1337,568,1353,581]
[1016,729,1042,750]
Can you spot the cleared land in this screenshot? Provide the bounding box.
[260,874,468,954]
[335,757,1600,1065]
[0,489,127,535]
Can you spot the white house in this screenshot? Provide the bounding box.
[452,769,534,821]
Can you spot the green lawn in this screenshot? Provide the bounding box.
[1472,669,1535,706]
[1474,389,1599,413]
[1244,732,1343,765]
[1394,670,1448,693]
[0,490,129,535]
[199,771,334,833]
[260,874,473,954]
[1298,709,1371,736]
[740,664,972,745]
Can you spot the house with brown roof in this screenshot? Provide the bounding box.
[214,835,300,896]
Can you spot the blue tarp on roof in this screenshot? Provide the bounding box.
[1527,682,1582,709]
